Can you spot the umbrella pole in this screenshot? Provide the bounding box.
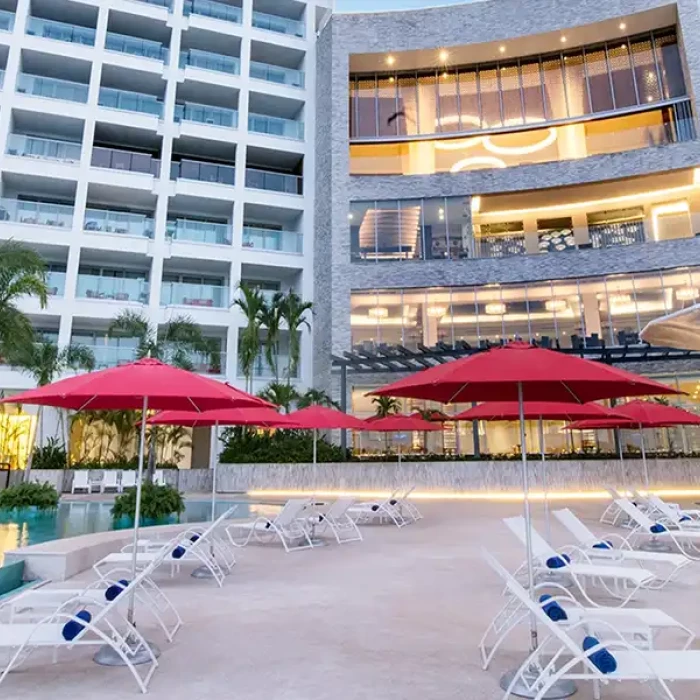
[193,422,220,579]
[616,428,627,494]
[500,383,576,700]
[313,428,318,467]
[538,418,551,544]
[640,428,650,492]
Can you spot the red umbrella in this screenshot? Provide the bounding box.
[364,414,443,466]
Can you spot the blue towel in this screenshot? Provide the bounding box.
[105,579,129,602]
[62,610,91,641]
[592,540,614,550]
[546,554,571,569]
[583,636,617,674]
[172,545,186,559]
[650,523,667,534]
[539,594,568,621]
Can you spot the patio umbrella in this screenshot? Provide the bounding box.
[453,401,624,541]
[285,405,366,466]
[1,358,268,661]
[371,342,678,697]
[364,414,443,465]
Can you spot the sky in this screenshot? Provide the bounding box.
[336,0,473,12]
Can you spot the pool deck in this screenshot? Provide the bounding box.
[5,500,700,700]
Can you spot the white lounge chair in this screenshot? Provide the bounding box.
[600,487,626,526]
[553,508,691,587]
[348,490,408,528]
[646,494,700,527]
[0,568,159,693]
[486,552,700,700]
[226,498,314,553]
[101,471,120,494]
[392,486,423,523]
[71,471,90,494]
[120,470,138,489]
[479,551,696,671]
[306,498,363,545]
[504,516,657,606]
[153,470,166,487]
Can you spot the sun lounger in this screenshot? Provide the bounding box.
[305,498,363,545]
[71,471,91,494]
[348,490,408,528]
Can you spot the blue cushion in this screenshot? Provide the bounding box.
[650,523,667,534]
[680,515,691,523]
[371,504,380,512]
[583,636,617,674]
[592,541,614,550]
[105,579,129,602]
[62,610,91,641]
[539,594,568,622]
[546,554,571,569]
[172,545,186,559]
[389,500,398,506]
[190,534,200,543]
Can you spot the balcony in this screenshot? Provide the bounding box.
[47,271,66,296]
[251,11,304,38]
[84,208,154,238]
[473,233,527,259]
[250,61,304,88]
[0,198,73,228]
[88,345,138,369]
[161,281,229,308]
[105,32,169,62]
[183,0,241,24]
[133,0,171,7]
[99,87,163,117]
[26,17,96,46]
[76,275,149,303]
[189,350,226,374]
[248,113,303,140]
[92,147,161,175]
[180,49,239,75]
[241,353,297,379]
[242,227,302,254]
[171,159,235,185]
[245,168,302,195]
[0,71,4,88]
[589,220,647,249]
[6,134,82,163]
[174,102,238,128]
[167,218,231,245]
[17,74,89,104]
[0,10,14,32]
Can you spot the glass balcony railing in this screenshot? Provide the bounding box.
[174,102,238,128]
[26,17,96,45]
[99,87,163,117]
[245,168,302,195]
[248,113,303,140]
[84,208,155,238]
[133,0,171,7]
[167,218,231,245]
[242,227,302,254]
[249,61,304,88]
[6,134,82,162]
[76,275,149,303]
[17,73,89,103]
[105,32,169,62]
[171,159,235,185]
[47,271,66,297]
[252,11,304,38]
[0,71,4,89]
[161,282,229,308]
[0,198,74,228]
[91,147,161,176]
[189,350,226,374]
[183,0,241,24]
[87,345,138,369]
[0,10,15,32]
[241,354,298,379]
[180,49,239,75]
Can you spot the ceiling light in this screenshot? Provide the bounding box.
[560,36,567,43]
[610,293,632,305]
[676,287,699,301]
[619,22,627,30]
[499,45,506,53]
[348,213,354,220]
[386,55,395,66]
[427,305,447,318]
[389,76,395,83]
[545,299,568,313]
[368,306,388,319]
[485,302,507,315]
[439,50,449,62]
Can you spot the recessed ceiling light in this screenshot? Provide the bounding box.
[386,55,395,66]
[439,50,449,62]
[560,36,567,43]
[499,45,506,53]
[619,22,627,30]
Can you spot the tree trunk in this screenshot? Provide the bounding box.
[24,405,43,482]
[146,429,157,484]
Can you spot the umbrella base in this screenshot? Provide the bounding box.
[94,638,161,667]
[639,539,672,553]
[309,539,326,547]
[191,565,217,579]
[500,668,577,698]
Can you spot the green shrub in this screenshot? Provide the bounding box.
[32,438,68,470]
[0,482,59,510]
[111,482,185,521]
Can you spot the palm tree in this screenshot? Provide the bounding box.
[233,283,266,393]
[14,337,95,476]
[298,388,339,409]
[372,395,401,453]
[0,241,49,361]
[278,292,312,385]
[258,381,300,414]
[258,292,284,382]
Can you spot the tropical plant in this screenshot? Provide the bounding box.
[258,382,300,414]
[0,482,59,511]
[372,395,401,418]
[111,482,184,521]
[278,292,312,384]
[258,291,284,382]
[297,389,339,409]
[32,437,68,470]
[233,283,266,392]
[0,241,49,362]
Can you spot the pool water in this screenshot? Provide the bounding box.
[0,500,252,565]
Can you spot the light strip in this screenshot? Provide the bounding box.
[483,128,557,156]
[451,155,507,172]
[434,136,484,151]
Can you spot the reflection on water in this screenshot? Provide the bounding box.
[0,500,250,565]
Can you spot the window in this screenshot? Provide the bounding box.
[585,47,614,112]
[608,42,637,109]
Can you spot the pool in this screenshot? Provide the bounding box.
[0,500,254,565]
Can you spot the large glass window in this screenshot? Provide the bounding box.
[585,47,614,112]
[608,42,637,109]
[542,56,568,120]
[397,75,419,136]
[377,76,398,138]
[444,196,470,260]
[456,69,480,131]
[520,59,545,123]
[438,71,460,133]
[423,197,449,260]
[355,76,377,137]
[655,32,685,99]
[478,67,502,128]
[631,37,662,104]
[562,51,590,117]
[416,72,438,134]
[349,201,375,262]
[500,64,523,126]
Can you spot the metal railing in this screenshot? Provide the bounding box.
[249,61,304,88]
[245,168,302,195]
[241,354,298,379]
[26,17,95,45]
[183,0,241,24]
[171,159,235,185]
[6,134,82,162]
[242,227,302,254]
[47,271,66,296]
[175,102,238,128]
[252,10,304,37]
[76,275,150,303]
[167,218,231,244]
[473,234,527,259]
[91,146,161,176]
[180,49,239,75]
[0,198,74,228]
[17,73,89,103]
[248,113,303,140]
[161,281,229,308]
[589,221,647,249]
[99,87,163,117]
[105,32,169,61]
[0,10,14,32]
[84,208,154,238]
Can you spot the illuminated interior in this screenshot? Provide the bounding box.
[0,405,36,470]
